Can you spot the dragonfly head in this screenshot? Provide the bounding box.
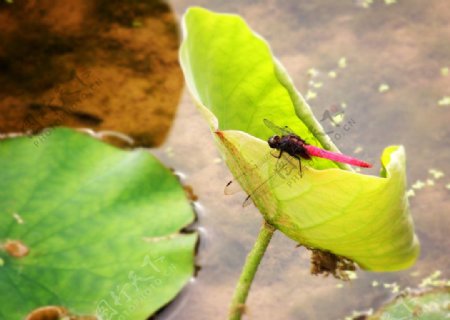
[268,135,281,149]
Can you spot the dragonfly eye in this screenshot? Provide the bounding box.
[268,136,281,148]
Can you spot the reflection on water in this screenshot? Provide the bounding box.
[156,0,450,319]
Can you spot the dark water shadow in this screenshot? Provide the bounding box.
[0,0,183,147]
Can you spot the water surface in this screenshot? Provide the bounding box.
[156,0,450,319]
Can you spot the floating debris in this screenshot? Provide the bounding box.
[340,102,347,109]
[213,157,222,164]
[410,271,421,277]
[372,280,379,287]
[12,212,24,224]
[345,309,373,320]
[419,270,450,288]
[378,83,390,93]
[384,282,400,293]
[384,0,397,5]
[338,57,347,69]
[344,270,358,280]
[446,183,450,190]
[353,146,363,154]
[406,189,416,198]
[307,68,319,77]
[409,170,445,195]
[165,146,175,158]
[332,113,345,125]
[412,180,425,190]
[356,0,374,9]
[305,90,318,101]
[311,81,323,89]
[328,71,337,78]
[336,283,344,288]
[429,168,444,179]
[441,67,449,77]
[437,96,450,106]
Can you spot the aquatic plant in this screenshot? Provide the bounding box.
[179,7,419,319]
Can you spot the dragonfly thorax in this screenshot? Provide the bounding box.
[268,134,311,160]
[268,135,281,148]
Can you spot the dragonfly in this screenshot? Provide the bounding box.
[225,119,372,206]
[264,119,372,171]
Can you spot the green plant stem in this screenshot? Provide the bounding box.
[229,221,276,320]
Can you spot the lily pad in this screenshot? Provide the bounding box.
[369,287,450,320]
[179,7,419,271]
[0,128,196,319]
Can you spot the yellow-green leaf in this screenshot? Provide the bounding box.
[179,7,419,271]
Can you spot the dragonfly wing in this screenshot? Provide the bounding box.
[225,151,302,207]
[263,119,293,136]
[243,195,253,207]
[239,168,278,207]
[224,179,243,195]
[304,145,372,168]
[224,151,274,196]
[283,125,296,134]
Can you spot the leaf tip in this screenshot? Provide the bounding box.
[214,130,224,139]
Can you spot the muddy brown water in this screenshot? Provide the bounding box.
[0,0,183,147]
[1,0,449,319]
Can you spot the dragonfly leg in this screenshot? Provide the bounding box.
[271,150,284,159]
[293,155,302,177]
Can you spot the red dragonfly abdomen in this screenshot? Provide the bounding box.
[304,145,372,168]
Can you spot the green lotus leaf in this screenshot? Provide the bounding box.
[0,128,196,319]
[369,287,450,320]
[179,7,419,271]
